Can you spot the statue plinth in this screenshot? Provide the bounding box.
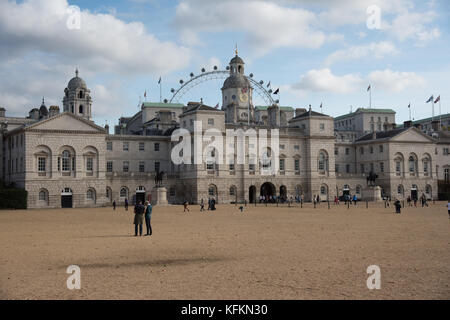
[363,185,382,202]
[151,186,168,206]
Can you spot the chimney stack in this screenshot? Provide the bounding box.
[403,120,412,128]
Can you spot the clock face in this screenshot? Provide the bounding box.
[239,93,248,102]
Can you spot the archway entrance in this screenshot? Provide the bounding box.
[136,186,146,204]
[411,185,418,200]
[260,182,276,202]
[249,186,256,203]
[279,185,287,200]
[61,188,73,208]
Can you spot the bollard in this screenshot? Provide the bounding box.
[347,201,350,210]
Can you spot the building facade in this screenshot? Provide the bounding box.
[1,55,449,209]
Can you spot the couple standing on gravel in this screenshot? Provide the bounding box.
[133,201,152,236]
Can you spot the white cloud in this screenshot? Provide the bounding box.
[368,69,425,92]
[325,41,399,66]
[0,0,192,75]
[290,67,424,95]
[174,0,328,55]
[292,68,363,94]
[387,10,441,45]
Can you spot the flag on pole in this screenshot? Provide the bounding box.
[158,77,161,84]
[426,95,433,103]
[144,91,147,98]
[408,103,410,108]
[214,103,219,109]
[241,86,248,94]
[320,102,323,108]
[434,95,440,103]
[267,81,271,88]
[273,88,279,95]
[367,85,371,91]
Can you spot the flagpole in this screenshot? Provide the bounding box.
[369,86,372,109]
[439,98,442,130]
[432,97,434,122]
[159,81,162,103]
[408,103,411,121]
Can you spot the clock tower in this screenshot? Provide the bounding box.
[221,51,254,124]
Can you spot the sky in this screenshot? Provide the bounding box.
[0,0,449,127]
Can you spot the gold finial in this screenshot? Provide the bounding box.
[235,44,238,56]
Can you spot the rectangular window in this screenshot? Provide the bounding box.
[123,142,129,151]
[280,144,285,150]
[38,157,46,172]
[139,142,145,151]
[106,141,112,151]
[249,163,255,171]
[319,123,325,131]
[294,145,299,150]
[86,157,93,171]
[154,143,160,151]
[294,159,300,172]
[370,146,373,154]
[346,164,350,173]
[335,164,339,173]
[206,162,214,170]
[334,148,339,155]
[379,145,383,153]
[396,161,401,173]
[444,148,449,155]
[279,159,285,171]
[139,161,145,172]
[380,162,384,172]
[360,147,364,155]
[229,163,235,171]
[62,157,70,171]
[155,161,160,172]
[360,164,365,173]
[208,118,214,125]
[424,162,428,173]
[345,148,349,155]
[106,161,113,172]
[123,161,129,172]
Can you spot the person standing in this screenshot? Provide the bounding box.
[125,198,129,211]
[144,201,152,236]
[184,200,190,212]
[447,200,450,219]
[133,201,145,236]
[207,198,211,210]
[113,200,116,211]
[200,199,205,212]
[353,194,357,205]
[394,199,401,214]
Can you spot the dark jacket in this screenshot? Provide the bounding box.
[133,204,145,225]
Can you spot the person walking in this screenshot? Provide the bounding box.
[113,200,116,211]
[394,199,401,214]
[353,194,357,205]
[207,198,211,210]
[447,201,450,219]
[133,201,145,236]
[144,201,152,236]
[200,198,205,212]
[124,198,129,211]
[183,200,190,212]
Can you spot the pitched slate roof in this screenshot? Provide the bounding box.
[255,105,294,111]
[291,109,329,120]
[356,128,408,142]
[142,102,184,108]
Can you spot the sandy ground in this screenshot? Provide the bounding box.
[0,201,449,300]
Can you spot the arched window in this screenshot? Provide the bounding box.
[320,186,327,195]
[318,152,326,171]
[120,187,128,198]
[409,156,415,173]
[38,189,48,202]
[62,150,71,171]
[79,91,84,99]
[229,186,236,196]
[86,188,95,200]
[356,185,361,195]
[208,185,217,197]
[397,185,404,195]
